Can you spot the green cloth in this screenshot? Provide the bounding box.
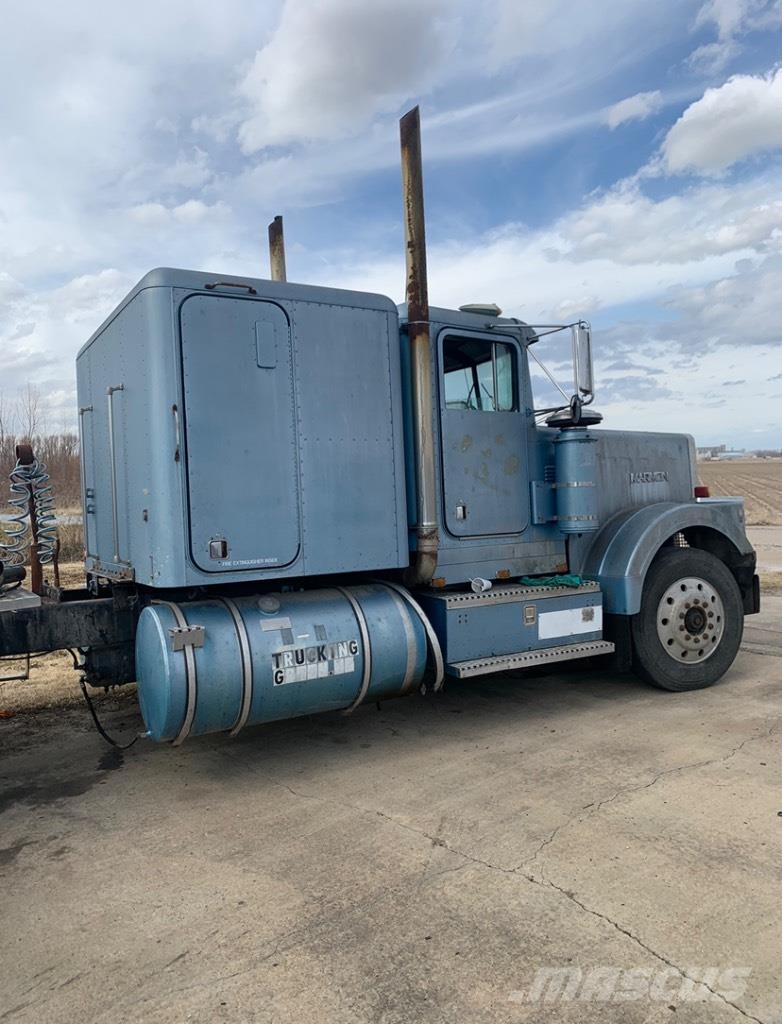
[519,574,584,588]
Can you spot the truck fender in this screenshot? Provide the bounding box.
[581,499,754,615]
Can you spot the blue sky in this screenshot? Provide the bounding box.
[1,0,781,447]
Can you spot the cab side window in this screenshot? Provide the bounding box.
[443,337,516,412]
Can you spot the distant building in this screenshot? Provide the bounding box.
[696,445,753,461]
[696,444,726,460]
[715,449,751,461]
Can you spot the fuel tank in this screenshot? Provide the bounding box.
[135,584,428,743]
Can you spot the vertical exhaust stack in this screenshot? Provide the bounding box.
[268,215,287,282]
[400,106,439,586]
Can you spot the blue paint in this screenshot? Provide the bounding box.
[417,586,603,664]
[579,498,753,614]
[553,429,600,534]
[75,268,756,738]
[76,270,409,587]
[136,584,428,742]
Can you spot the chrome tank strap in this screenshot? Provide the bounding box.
[153,599,197,746]
[381,585,418,694]
[375,581,445,693]
[336,586,373,714]
[217,596,254,737]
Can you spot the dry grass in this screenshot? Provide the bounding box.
[0,510,83,568]
[0,650,84,714]
[56,521,84,562]
[698,459,782,526]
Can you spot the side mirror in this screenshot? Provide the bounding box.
[572,322,594,400]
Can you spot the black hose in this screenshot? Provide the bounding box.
[78,677,142,750]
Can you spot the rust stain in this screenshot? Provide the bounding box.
[459,435,473,452]
[495,434,505,445]
[504,455,520,476]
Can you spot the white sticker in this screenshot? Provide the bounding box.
[538,605,602,640]
[272,639,359,685]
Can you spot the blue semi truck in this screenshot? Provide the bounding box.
[0,108,759,746]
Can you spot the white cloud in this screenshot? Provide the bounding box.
[662,68,782,173]
[302,177,780,335]
[8,323,36,342]
[0,0,780,447]
[689,0,782,69]
[50,270,135,324]
[0,273,25,302]
[191,112,239,144]
[237,0,455,151]
[129,200,231,226]
[129,203,171,227]
[662,254,782,346]
[490,0,677,66]
[605,90,664,129]
[556,178,782,264]
[159,148,213,190]
[172,199,230,224]
[696,0,759,38]
[0,269,137,431]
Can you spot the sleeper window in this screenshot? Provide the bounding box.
[443,338,516,412]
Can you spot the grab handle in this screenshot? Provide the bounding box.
[204,281,257,295]
[106,385,124,563]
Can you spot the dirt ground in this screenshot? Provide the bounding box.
[698,459,782,526]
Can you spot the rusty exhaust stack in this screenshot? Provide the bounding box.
[268,215,287,282]
[400,106,439,586]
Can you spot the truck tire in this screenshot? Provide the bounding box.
[631,547,743,692]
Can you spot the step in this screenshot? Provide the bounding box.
[447,639,615,679]
[423,581,601,609]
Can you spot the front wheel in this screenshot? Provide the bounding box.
[631,547,744,692]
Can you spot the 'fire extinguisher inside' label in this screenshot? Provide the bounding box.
[272,640,360,685]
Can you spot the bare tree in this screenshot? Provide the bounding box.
[17,383,44,442]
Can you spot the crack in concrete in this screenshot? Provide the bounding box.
[519,872,767,1024]
[519,724,779,872]
[382,809,771,1023]
[265,734,778,1024]
[369,805,770,1023]
[216,732,782,1024]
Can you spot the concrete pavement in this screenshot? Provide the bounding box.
[749,526,782,574]
[1,598,781,1023]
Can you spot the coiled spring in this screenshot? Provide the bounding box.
[0,457,59,566]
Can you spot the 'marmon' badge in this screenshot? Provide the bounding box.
[629,470,669,484]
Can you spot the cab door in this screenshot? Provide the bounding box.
[439,331,529,537]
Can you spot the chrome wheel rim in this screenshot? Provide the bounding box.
[656,576,725,663]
